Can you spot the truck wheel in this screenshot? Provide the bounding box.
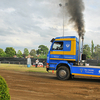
[56,66,70,80]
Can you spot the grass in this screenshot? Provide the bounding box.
[0,64,56,73]
[0,64,48,73]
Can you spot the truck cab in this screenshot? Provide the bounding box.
[46,36,79,80]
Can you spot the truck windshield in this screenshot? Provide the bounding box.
[52,42,63,50]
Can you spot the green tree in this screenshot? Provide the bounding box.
[23,48,29,56]
[36,49,41,55]
[38,54,47,59]
[5,47,16,57]
[37,45,49,55]
[94,45,100,60]
[83,44,91,59]
[91,40,94,58]
[17,50,22,58]
[30,49,36,57]
[0,48,6,57]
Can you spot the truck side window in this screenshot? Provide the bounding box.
[52,42,63,50]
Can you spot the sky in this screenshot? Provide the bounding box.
[0,0,100,53]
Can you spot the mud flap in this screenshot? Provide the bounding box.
[46,68,49,71]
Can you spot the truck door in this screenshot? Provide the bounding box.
[63,40,76,61]
[49,41,64,69]
[63,41,71,60]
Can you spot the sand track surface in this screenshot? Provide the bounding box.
[0,69,100,100]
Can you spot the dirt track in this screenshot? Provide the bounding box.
[1,69,100,100]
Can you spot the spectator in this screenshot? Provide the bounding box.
[27,55,31,67]
[43,60,45,68]
[35,59,39,68]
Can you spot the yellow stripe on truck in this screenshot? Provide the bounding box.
[55,38,76,41]
[50,58,75,61]
[72,73,100,78]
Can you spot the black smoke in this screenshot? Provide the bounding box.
[65,0,85,36]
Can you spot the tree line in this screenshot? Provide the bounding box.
[83,40,100,60]
[0,45,49,59]
[1,41,99,60]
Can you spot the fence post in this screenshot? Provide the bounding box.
[19,62,20,67]
[0,61,1,66]
[9,62,10,66]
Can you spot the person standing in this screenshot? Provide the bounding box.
[43,60,45,68]
[27,55,31,67]
[35,59,39,68]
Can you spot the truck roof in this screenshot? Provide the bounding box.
[55,36,79,41]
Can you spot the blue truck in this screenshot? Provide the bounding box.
[46,36,100,80]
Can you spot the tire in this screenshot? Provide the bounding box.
[56,66,70,80]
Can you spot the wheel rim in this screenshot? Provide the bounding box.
[59,70,67,78]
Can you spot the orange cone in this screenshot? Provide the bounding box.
[52,70,54,74]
